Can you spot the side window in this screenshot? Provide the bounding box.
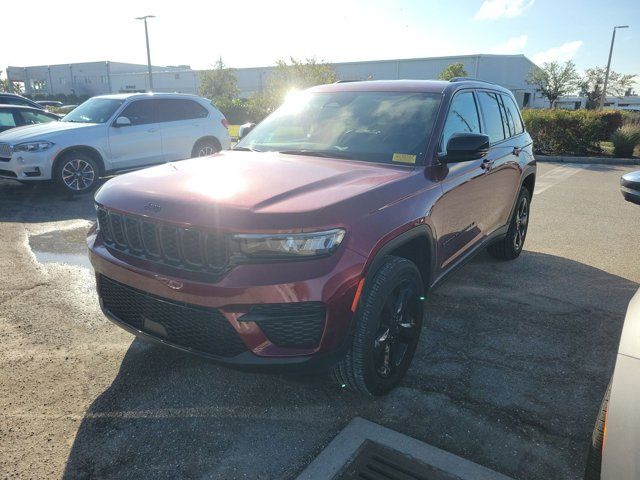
[497,95,513,138]
[19,110,57,125]
[441,92,480,150]
[156,99,209,123]
[120,100,156,126]
[477,91,505,143]
[501,94,524,135]
[0,110,18,128]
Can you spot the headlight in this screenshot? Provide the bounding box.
[234,228,345,258]
[13,141,54,153]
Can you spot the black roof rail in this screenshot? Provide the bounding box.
[449,77,496,85]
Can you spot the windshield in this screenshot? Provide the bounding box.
[236,91,441,165]
[62,98,124,124]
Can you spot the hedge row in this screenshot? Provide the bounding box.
[521,109,625,155]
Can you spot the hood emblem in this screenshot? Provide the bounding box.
[155,276,183,290]
[144,202,162,213]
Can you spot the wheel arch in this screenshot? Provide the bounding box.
[363,225,436,294]
[53,145,106,176]
[522,170,536,199]
[191,136,222,157]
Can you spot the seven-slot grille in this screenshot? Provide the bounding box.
[96,207,228,274]
[0,143,12,160]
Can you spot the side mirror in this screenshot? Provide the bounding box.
[114,116,131,127]
[621,171,640,206]
[238,122,256,140]
[443,133,490,163]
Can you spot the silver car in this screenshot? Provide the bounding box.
[0,93,230,193]
[585,170,640,479]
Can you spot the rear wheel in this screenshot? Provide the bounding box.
[192,138,221,157]
[332,256,424,396]
[55,153,99,194]
[488,186,530,260]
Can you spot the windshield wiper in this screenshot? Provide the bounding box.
[232,146,262,152]
[279,149,354,160]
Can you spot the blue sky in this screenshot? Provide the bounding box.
[2,0,638,88]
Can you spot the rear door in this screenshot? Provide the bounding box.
[476,91,523,232]
[108,99,163,170]
[156,99,208,162]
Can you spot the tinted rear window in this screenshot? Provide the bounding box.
[477,91,505,143]
[501,94,524,135]
[156,99,209,122]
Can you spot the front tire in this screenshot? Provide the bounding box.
[332,256,424,396]
[488,186,531,260]
[55,153,99,195]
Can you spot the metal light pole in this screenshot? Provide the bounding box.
[599,25,629,110]
[135,15,156,92]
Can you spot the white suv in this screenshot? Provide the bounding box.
[0,93,230,193]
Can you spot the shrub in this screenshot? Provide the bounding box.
[521,109,625,155]
[622,111,640,127]
[611,125,640,157]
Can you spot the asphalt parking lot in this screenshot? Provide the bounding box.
[0,162,638,480]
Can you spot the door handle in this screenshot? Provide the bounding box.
[481,158,494,170]
[513,147,522,156]
[147,127,158,133]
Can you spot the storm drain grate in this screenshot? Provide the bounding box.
[334,441,461,480]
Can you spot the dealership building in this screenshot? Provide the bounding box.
[8,54,637,110]
[7,54,544,107]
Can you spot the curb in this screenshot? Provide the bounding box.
[536,155,640,166]
[296,417,514,480]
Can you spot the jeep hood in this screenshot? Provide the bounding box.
[0,121,97,143]
[95,151,414,230]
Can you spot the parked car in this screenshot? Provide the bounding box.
[35,100,64,108]
[585,171,640,479]
[0,92,230,193]
[0,93,44,110]
[88,79,536,396]
[58,104,78,114]
[0,104,59,133]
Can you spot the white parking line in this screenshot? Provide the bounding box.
[534,164,588,195]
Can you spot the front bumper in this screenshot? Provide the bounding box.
[88,228,367,371]
[0,149,54,181]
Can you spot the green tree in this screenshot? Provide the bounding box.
[249,57,336,120]
[579,67,636,109]
[438,63,468,80]
[527,60,580,109]
[0,70,23,93]
[198,58,239,107]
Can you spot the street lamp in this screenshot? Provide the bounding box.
[135,15,155,92]
[599,25,629,110]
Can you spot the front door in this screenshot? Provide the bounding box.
[433,90,495,271]
[108,99,163,170]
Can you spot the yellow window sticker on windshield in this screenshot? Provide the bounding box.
[392,153,416,164]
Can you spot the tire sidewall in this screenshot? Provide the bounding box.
[507,187,531,257]
[354,257,424,396]
[55,153,99,194]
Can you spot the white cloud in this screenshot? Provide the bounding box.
[475,0,534,20]
[489,35,528,54]
[532,40,584,64]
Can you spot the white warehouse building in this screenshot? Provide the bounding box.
[7,54,543,107]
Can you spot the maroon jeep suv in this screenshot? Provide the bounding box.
[88,79,535,396]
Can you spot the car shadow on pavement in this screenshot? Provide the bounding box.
[0,180,99,223]
[63,251,638,480]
